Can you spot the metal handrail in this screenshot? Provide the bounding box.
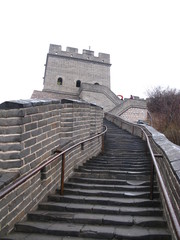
[0,125,107,199]
[121,116,180,239]
[105,112,179,239]
[141,127,180,239]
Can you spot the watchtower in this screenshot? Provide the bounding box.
[43,44,111,97]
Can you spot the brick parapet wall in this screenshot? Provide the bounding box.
[0,99,103,236]
[49,44,111,64]
[80,83,122,106]
[105,112,180,240]
[120,107,147,123]
[145,126,180,240]
[109,99,148,123]
[0,100,62,174]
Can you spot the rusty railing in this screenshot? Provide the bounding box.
[105,113,180,239]
[0,125,107,199]
[141,128,180,239]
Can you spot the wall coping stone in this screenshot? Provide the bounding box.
[0,99,61,109]
[146,125,180,182]
[61,98,103,109]
[0,99,103,110]
[0,171,20,190]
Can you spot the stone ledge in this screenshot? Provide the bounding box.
[61,99,103,109]
[0,99,61,110]
[146,125,180,183]
[0,171,20,190]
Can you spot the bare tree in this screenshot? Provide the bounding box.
[147,86,180,145]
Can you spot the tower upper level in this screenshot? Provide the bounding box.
[43,44,111,96]
[49,44,111,65]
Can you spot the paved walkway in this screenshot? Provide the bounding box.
[2,120,171,240]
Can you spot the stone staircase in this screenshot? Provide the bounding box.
[2,120,172,240]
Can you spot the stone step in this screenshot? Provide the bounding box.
[62,188,159,199]
[84,163,151,169]
[86,157,151,162]
[14,221,171,240]
[91,155,150,159]
[73,171,150,181]
[2,119,171,240]
[84,160,150,165]
[39,201,163,216]
[28,210,167,228]
[81,165,151,172]
[76,167,151,176]
[1,233,98,240]
[103,151,147,156]
[69,177,155,187]
[48,194,161,207]
[86,161,151,167]
[64,182,157,192]
[84,161,151,166]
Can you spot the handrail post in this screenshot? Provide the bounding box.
[60,153,65,195]
[150,158,154,200]
[101,134,105,155]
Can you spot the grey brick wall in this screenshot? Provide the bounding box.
[120,107,147,123]
[0,99,104,236]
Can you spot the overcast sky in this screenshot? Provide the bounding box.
[0,0,180,103]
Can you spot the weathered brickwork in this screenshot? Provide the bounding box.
[32,44,148,116]
[109,98,147,123]
[0,99,103,236]
[120,107,147,123]
[105,112,180,240]
[0,100,62,174]
[43,44,111,95]
[31,44,125,113]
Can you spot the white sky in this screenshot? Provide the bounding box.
[0,0,180,103]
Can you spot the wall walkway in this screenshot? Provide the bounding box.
[105,112,180,240]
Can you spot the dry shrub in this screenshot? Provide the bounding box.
[147,86,180,146]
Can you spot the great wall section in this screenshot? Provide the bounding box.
[0,44,179,239]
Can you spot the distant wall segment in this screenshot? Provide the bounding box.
[0,99,103,173]
[109,98,147,123]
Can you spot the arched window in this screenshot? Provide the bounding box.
[57,77,63,85]
[76,80,81,88]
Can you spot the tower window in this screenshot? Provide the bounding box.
[76,80,81,88]
[57,77,63,85]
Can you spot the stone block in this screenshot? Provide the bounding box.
[31,142,42,154]
[1,159,23,169]
[0,126,22,135]
[31,129,42,137]
[0,171,19,189]
[21,132,31,141]
[22,116,32,125]
[31,114,43,122]
[24,138,37,148]
[24,153,36,164]
[0,143,21,152]
[0,151,20,160]
[38,119,48,128]
[25,122,37,132]
[20,148,30,158]
[0,118,22,126]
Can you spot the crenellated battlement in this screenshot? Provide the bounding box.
[49,44,111,64]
